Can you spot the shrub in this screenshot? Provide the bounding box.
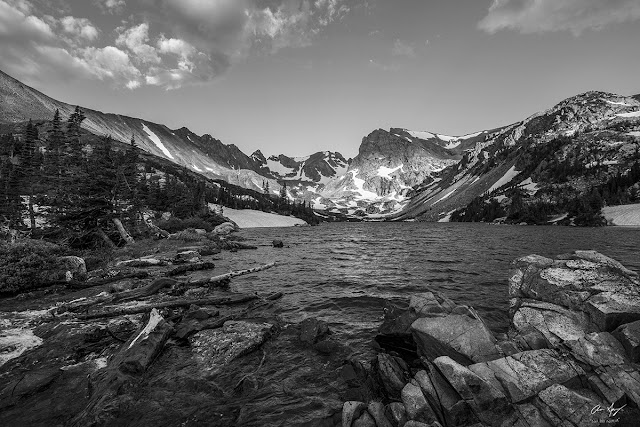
[0,239,65,295]
[156,213,228,233]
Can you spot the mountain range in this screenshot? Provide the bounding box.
[1,69,639,223]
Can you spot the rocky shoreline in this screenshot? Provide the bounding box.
[1,244,639,426]
[339,250,640,427]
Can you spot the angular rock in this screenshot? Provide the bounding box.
[367,401,393,427]
[421,360,477,426]
[512,403,552,427]
[352,410,376,427]
[299,318,330,344]
[401,382,438,424]
[411,313,500,364]
[585,291,640,332]
[376,353,409,398]
[535,384,609,427]
[509,349,585,388]
[342,401,367,427]
[565,332,629,367]
[379,301,419,335]
[612,320,640,362]
[596,365,640,406]
[385,402,407,427]
[403,421,431,427]
[272,239,284,248]
[409,291,458,318]
[190,321,274,372]
[511,300,592,345]
[434,356,512,426]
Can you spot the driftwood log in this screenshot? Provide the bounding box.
[165,262,216,277]
[75,294,259,320]
[187,262,277,287]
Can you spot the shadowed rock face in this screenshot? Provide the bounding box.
[342,251,640,427]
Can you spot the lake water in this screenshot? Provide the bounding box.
[199,222,640,426]
[222,222,640,334]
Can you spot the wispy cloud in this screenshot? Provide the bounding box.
[392,39,415,58]
[479,0,640,35]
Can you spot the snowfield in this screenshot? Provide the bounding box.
[142,124,175,159]
[603,203,640,226]
[488,166,520,194]
[616,111,640,118]
[221,207,307,228]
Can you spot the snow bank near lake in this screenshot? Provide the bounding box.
[603,203,640,226]
[222,207,307,228]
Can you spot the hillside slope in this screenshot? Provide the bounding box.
[390,91,640,223]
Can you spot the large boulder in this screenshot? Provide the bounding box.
[411,313,500,364]
[433,356,513,426]
[400,382,439,424]
[376,353,409,398]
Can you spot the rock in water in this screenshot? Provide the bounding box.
[299,318,330,344]
[272,239,284,248]
[190,321,275,372]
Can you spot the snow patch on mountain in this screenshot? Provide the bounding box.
[350,170,381,200]
[377,164,403,179]
[142,124,174,159]
[266,159,295,176]
[605,100,633,107]
[487,166,520,194]
[406,130,435,140]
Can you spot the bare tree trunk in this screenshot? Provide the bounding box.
[28,190,36,231]
[146,220,170,238]
[96,227,116,249]
[186,262,277,287]
[113,217,134,244]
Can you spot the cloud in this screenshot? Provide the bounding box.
[116,23,161,64]
[96,0,125,14]
[0,0,356,90]
[392,39,415,58]
[478,0,640,35]
[60,16,99,41]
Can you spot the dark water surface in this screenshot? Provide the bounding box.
[221,222,640,335]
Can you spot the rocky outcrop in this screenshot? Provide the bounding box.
[341,251,640,426]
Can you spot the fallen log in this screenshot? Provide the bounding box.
[66,271,149,289]
[70,309,173,426]
[113,278,178,303]
[165,262,216,277]
[75,294,259,320]
[146,221,170,238]
[186,262,277,287]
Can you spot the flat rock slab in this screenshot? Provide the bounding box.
[411,313,500,364]
[535,384,609,427]
[585,291,640,332]
[468,349,585,403]
[565,332,629,367]
[190,320,275,371]
[511,300,593,345]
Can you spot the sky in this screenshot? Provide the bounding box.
[1,0,640,158]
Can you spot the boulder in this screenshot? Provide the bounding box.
[352,411,376,427]
[585,291,640,332]
[409,292,458,318]
[511,300,592,345]
[272,240,284,248]
[433,356,512,426]
[612,320,640,362]
[174,250,201,263]
[421,361,477,426]
[411,313,500,364]
[194,228,207,235]
[342,401,367,427]
[401,382,438,424]
[367,402,393,427]
[58,256,87,281]
[376,353,409,398]
[384,402,407,427]
[190,321,275,372]
[214,222,237,235]
[299,318,330,344]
